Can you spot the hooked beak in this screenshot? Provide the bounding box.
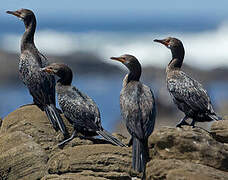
[110,57,126,63]
[6,10,23,18]
[154,39,169,47]
[41,67,54,74]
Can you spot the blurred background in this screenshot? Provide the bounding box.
[0,0,228,134]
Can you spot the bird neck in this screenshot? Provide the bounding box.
[126,64,141,84]
[168,46,185,70]
[57,67,73,86]
[21,17,36,52]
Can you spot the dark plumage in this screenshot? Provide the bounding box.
[154,37,221,127]
[111,55,156,174]
[6,9,69,137]
[42,63,126,147]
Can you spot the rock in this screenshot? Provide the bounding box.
[0,105,127,157]
[1,105,228,179]
[1,105,74,156]
[0,131,48,179]
[146,159,228,180]
[211,119,228,143]
[41,173,108,180]
[0,105,137,179]
[47,144,138,179]
[148,126,228,171]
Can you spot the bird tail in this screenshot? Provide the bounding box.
[208,114,222,121]
[96,130,127,147]
[44,104,69,138]
[132,137,148,173]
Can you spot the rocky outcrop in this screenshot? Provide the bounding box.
[148,126,228,171]
[0,131,48,179]
[211,116,228,143]
[146,159,228,180]
[47,144,134,179]
[0,105,139,179]
[0,105,228,180]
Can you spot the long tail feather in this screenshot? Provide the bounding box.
[44,104,69,137]
[209,114,222,121]
[44,106,59,131]
[132,137,148,173]
[97,130,127,147]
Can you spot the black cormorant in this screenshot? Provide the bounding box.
[42,63,126,147]
[111,55,156,174]
[154,37,221,127]
[6,9,69,137]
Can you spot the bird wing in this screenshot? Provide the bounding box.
[38,52,56,104]
[60,86,102,130]
[38,52,50,67]
[20,50,56,106]
[167,71,214,114]
[139,85,156,138]
[120,82,156,140]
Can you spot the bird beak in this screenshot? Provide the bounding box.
[154,39,169,46]
[41,67,53,74]
[6,10,22,18]
[110,57,125,63]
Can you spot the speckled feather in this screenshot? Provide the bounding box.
[19,49,56,109]
[167,70,217,121]
[120,78,156,140]
[56,83,102,133]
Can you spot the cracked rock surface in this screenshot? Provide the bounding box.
[0,105,228,179]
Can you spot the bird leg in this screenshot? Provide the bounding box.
[176,116,189,127]
[190,119,196,128]
[58,129,77,148]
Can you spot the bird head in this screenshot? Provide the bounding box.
[111,54,140,69]
[6,9,35,24]
[154,37,183,50]
[42,63,63,75]
[111,54,141,81]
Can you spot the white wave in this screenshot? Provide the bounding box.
[2,22,228,69]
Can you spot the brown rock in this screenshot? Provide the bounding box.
[146,159,228,180]
[42,171,131,180]
[148,126,228,171]
[41,173,107,180]
[47,144,139,179]
[0,105,125,157]
[0,131,48,179]
[211,119,228,143]
[1,105,74,155]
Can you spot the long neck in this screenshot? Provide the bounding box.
[57,68,73,86]
[168,46,185,70]
[126,63,141,84]
[21,16,36,52]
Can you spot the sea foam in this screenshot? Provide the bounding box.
[2,22,228,69]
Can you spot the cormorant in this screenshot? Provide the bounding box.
[6,9,69,137]
[111,55,156,174]
[42,63,126,147]
[154,37,221,127]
